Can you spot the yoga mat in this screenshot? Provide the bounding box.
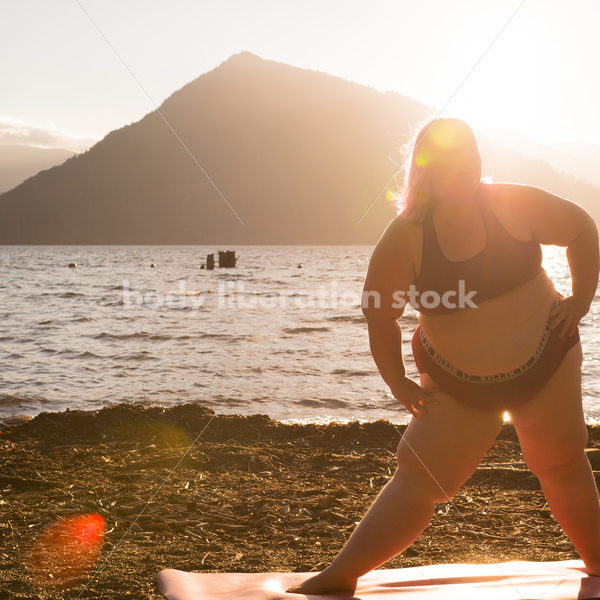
[157,559,600,599]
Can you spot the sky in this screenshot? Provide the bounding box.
[2,0,600,152]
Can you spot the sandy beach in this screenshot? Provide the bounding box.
[2,402,600,599]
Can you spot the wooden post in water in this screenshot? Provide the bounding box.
[206,253,215,270]
[218,250,237,268]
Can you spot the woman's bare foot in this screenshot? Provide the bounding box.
[285,569,358,596]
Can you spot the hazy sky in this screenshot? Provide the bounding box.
[2,0,599,151]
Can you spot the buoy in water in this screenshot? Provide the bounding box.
[297,263,303,269]
[68,263,77,268]
[150,263,156,268]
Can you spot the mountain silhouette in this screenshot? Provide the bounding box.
[0,51,598,244]
[0,144,74,195]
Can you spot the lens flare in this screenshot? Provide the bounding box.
[385,188,396,203]
[415,146,433,167]
[27,513,105,589]
[430,119,472,150]
[417,119,477,172]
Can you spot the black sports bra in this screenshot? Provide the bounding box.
[411,185,543,314]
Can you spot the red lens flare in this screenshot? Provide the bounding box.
[27,513,105,588]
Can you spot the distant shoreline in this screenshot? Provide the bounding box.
[0,243,376,247]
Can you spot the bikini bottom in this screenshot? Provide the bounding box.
[411,291,581,412]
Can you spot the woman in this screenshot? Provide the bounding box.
[286,117,600,595]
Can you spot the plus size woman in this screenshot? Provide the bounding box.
[287,117,600,596]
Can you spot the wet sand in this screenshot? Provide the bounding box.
[2,402,600,599]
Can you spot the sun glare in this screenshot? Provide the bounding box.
[429,12,561,142]
[27,513,105,589]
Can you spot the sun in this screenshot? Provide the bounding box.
[433,11,562,142]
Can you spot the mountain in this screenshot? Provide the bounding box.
[0,51,598,244]
[477,125,600,189]
[0,144,75,194]
[475,133,600,225]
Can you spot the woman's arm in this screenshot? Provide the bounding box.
[511,184,600,337]
[364,315,406,395]
[362,217,435,417]
[557,219,600,337]
[567,218,599,313]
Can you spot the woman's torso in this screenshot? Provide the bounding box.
[409,182,558,375]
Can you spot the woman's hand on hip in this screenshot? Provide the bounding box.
[549,295,588,338]
[390,377,439,418]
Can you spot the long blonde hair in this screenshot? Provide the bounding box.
[392,117,485,223]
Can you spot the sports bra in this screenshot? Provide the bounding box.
[411,185,543,314]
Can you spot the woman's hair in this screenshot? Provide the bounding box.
[392,116,487,223]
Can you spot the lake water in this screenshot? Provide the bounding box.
[1,245,599,425]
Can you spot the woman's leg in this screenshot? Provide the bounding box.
[509,341,600,574]
[286,375,505,594]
